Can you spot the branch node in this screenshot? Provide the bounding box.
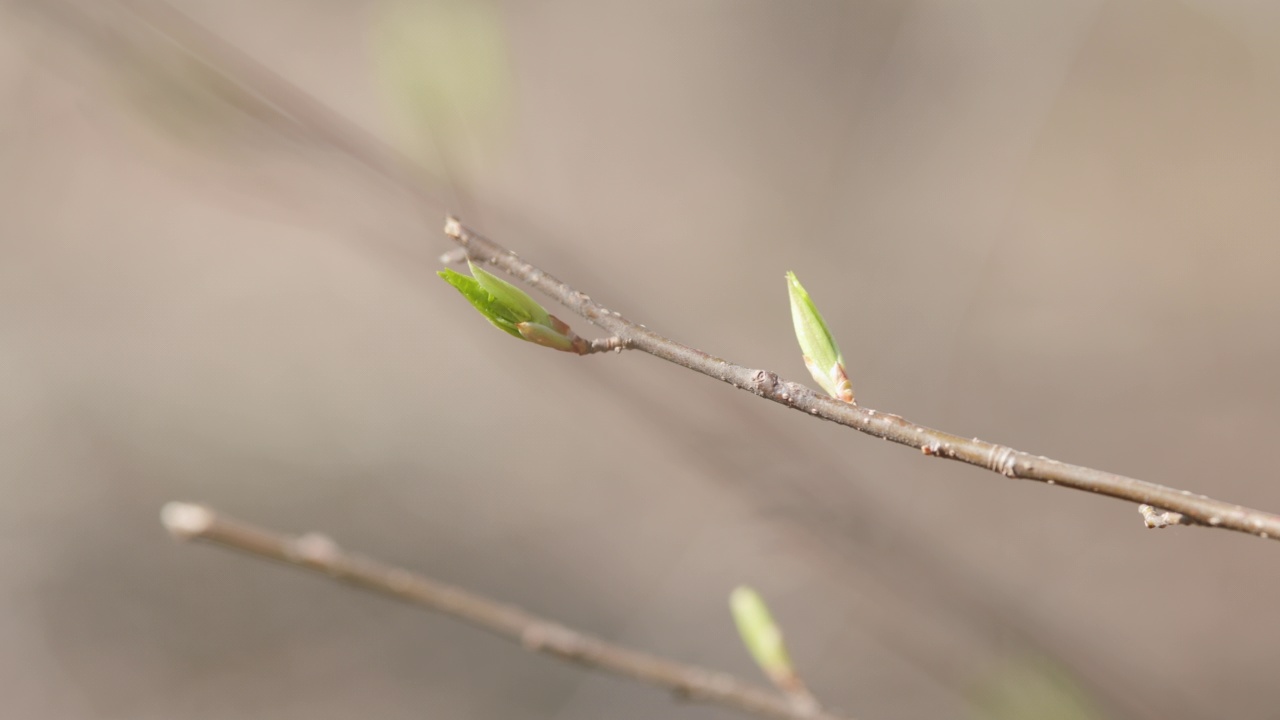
[1139,504,1192,529]
[520,621,577,652]
[986,444,1019,477]
[160,502,214,540]
[751,370,780,396]
[587,336,630,354]
[444,215,464,241]
[289,532,341,565]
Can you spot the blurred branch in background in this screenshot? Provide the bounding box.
[161,503,854,720]
[369,0,512,198]
[26,0,452,211]
[442,218,1280,543]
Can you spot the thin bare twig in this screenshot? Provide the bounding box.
[160,503,851,720]
[111,0,447,208]
[442,217,1280,543]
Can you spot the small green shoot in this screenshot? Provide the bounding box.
[786,271,854,403]
[439,261,588,353]
[730,586,799,691]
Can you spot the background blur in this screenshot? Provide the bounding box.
[4,1,1280,718]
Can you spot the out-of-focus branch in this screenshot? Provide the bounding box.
[442,218,1280,543]
[160,503,852,720]
[93,0,450,212]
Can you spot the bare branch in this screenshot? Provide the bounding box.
[160,503,854,720]
[110,0,445,207]
[442,218,1280,543]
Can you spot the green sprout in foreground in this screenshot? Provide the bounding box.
[786,271,855,403]
[439,261,592,354]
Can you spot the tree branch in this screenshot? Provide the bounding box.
[160,502,852,720]
[442,217,1280,543]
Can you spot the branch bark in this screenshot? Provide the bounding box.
[442,217,1280,543]
[160,503,851,720]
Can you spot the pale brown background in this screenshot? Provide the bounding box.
[3,1,1280,718]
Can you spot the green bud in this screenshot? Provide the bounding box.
[467,262,553,328]
[786,271,854,403]
[438,267,524,338]
[516,320,588,354]
[730,586,796,689]
[439,262,592,353]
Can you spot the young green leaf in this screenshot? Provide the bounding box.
[786,271,854,403]
[438,267,524,338]
[729,586,797,690]
[468,261,552,327]
[439,262,590,353]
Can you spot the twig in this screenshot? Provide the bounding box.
[160,503,852,720]
[442,217,1280,543]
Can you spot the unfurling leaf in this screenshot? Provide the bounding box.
[730,586,798,690]
[786,271,854,403]
[468,261,552,328]
[438,262,587,353]
[438,266,524,338]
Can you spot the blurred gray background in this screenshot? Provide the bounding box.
[3,1,1280,718]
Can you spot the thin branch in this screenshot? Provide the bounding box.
[109,0,447,209]
[160,503,852,720]
[442,217,1280,543]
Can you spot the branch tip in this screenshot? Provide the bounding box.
[444,215,464,240]
[161,502,214,540]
